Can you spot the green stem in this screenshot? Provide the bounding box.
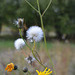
[37,1,47,47]
[40,14,47,50]
[24,0,39,13]
[37,0,56,75]
[19,29,32,51]
[40,13,56,75]
[42,0,52,16]
[37,0,40,12]
[37,0,47,51]
[32,49,46,68]
[32,41,46,68]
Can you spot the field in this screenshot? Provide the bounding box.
[0,39,75,75]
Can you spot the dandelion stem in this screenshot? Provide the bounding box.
[32,41,46,68]
[32,50,46,68]
[37,0,56,75]
[37,0,47,49]
[32,40,42,63]
[33,40,35,50]
[42,0,52,17]
[19,29,32,51]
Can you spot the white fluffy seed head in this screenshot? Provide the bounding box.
[14,38,25,50]
[26,26,43,42]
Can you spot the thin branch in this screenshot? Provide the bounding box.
[37,0,41,13]
[19,29,32,51]
[24,0,39,13]
[42,0,52,16]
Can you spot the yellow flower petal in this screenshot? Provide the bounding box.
[36,70,40,74]
[36,68,52,75]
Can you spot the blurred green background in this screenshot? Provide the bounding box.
[0,0,75,75]
[0,0,75,40]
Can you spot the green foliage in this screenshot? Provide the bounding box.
[0,0,75,37]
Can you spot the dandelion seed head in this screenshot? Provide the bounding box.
[26,26,43,42]
[14,38,25,50]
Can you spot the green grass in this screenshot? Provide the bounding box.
[0,39,54,51]
[36,42,54,49]
[0,39,75,52]
[0,39,14,51]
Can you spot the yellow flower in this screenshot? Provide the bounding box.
[5,63,14,72]
[36,68,52,75]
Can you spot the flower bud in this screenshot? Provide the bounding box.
[23,67,28,73]
[18,18,24,29]
[14,65,18,70]
[15,18,24,29]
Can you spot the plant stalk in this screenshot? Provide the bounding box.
[37,0,56,75]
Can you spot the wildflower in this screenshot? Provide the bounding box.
[23,67,28,73]
[36,67,52,75]
[14,38,25,50]
[15,18,24,29]
[5,63,14,72]
[25,56,35,64]
[26,26,43,42]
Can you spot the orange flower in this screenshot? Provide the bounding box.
[5,63,14,72]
